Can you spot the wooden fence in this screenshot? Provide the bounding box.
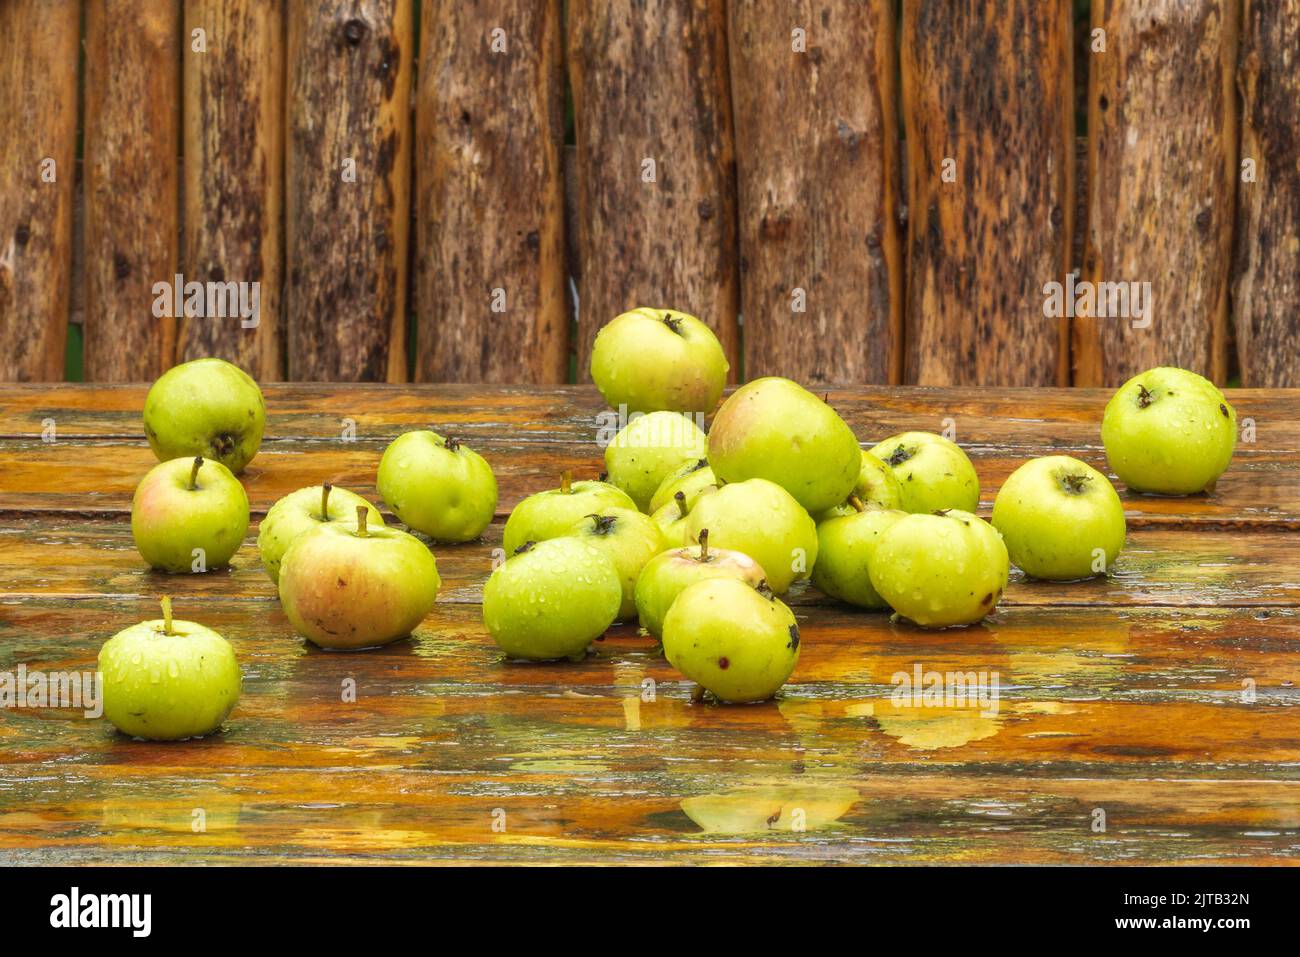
[0,0,1297,387]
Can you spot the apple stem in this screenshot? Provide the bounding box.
[320,483,332,520]
[355,505,370,538]
[848,495,866,513]
[160,596,174,635]
[445,437,460,452]
[560,470,572,495]
[187,456,203,491]
[674,490,688,519]
[698,527,709,561]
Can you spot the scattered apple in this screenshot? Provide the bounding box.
[869,431,980,514]
[143,357,266,474]
[662,578,800,703]
[649,458,717,513]
[707,377,860,514]
[482,537,622,661]
[377,430,498,541]
[501,472,636,555]
[812,500,907,609]
[563,508,665,620]
[604,411,707,512]
[869,510,1009,628]
[278,507,440,649]
[590,307,729,415]
[131,455,250,573]
[633,529,766,638]
[817,450,905,520]
[257,483,383,583]
[1101,366,1237,495]
[650,490,701,546]
[98,597,242,740]
[685,478,817,593]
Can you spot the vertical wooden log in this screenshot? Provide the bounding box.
[181,0,285,381]
[286,0,413,382]
[729,1,902,385]
[568,0,739,380]
[1077,0,1238,386]
[1233,0,1300,388]
[0,0,79,381]
[414,0,567,384]
[901,1,1074,387]
[83,0,181,381]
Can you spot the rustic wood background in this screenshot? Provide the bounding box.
[1,0,1297,387]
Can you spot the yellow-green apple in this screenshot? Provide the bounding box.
[649,458,717,513]
[562,509,665,620]
[604,411,707,512]
[869,431,980,514]
[685,478,817,593]
[812,502,907,609]
[817,450,905,520]
[257,483,383,583]
[590,307,729,415]
[143,358,266,473]
[131,456,249,573]
[502,472,635,555]
[377,430,498,541]
[633,530,766,638]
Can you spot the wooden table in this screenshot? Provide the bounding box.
[1,384,1298,865]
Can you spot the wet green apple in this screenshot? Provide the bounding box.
[869,431,980,514]
[590,307,729,415]
[869,510,1009,628]
[812,502,907,609]
[707,377,859,514]
[563,509,665,620]
[98,597,241,740]
[482,537,622,661]
[633,530,766,638]
[816,450,905,520]
[992,455,1126,580]
[650,489,713,546]
[649,458,716,513]
[257,483,383,584]
[662,578,800,703]
[278,507,440,649]
[1101,366,1236,495]
[131,456,250,573]
[377,430,498,541]
[501,473,636,555]
[604,411,707,512]
[685,478,817,593]
[143,358,266,473]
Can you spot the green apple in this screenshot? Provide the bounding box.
[707,377,860,514]
[501,472,636,555]
[604,411,707,512]
[662,578,800,703]
[992,455,1126,580]
[812,503,907,609]
[257,483,384,584]
[590,307,729,415]
[377,430,498,541]
[482,537,622,661]
[278,507,440,649]
[650,490,707,546]
[143,357,266,473]
[1101,366,1237,495]
[649,458,716,513]
[685,478,817,593]
[869,510,1009,628]
[869,431,980,514]
[563,509,665,620]
[131,456,250,573]
[817,450,905,520]
[633,530,766,638]
[98,597,241,740]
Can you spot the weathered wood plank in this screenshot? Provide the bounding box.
[414,0,567,384]
[901,0,1074,386]
[567,0,740,377]
[82,0,181,382]
[0,0,79,382]
[180,0,286,380]
[1232,0,1300,388]
[728,0,902,385]
[1076,0,1239,386]
[285,0,413,382]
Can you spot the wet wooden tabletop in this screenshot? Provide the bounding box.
[1,383,1297,865]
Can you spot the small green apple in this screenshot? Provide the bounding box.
[590,307,729,415]
[812,502,907,609]
[816,450,905,520]
[502,472,636,555]
[633,530,766,638]
[98,597,241,740]
[869,431,980,514]
[278,507,440,649]
[604,411,707,512]
[131,456,250,573]
[257,483,384,584]
[662,578,800,703]
[992,455,1126,580]
[143,357,266,473]
[377,430,498,541]
[1101,366,1236,495]
[707,377,860,514]
[649,458,716,513]
[685,478,818,593]
[869,510,1009,628]
[563,509,665,620]
[650,489,710,546]
[482,537,623,661]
